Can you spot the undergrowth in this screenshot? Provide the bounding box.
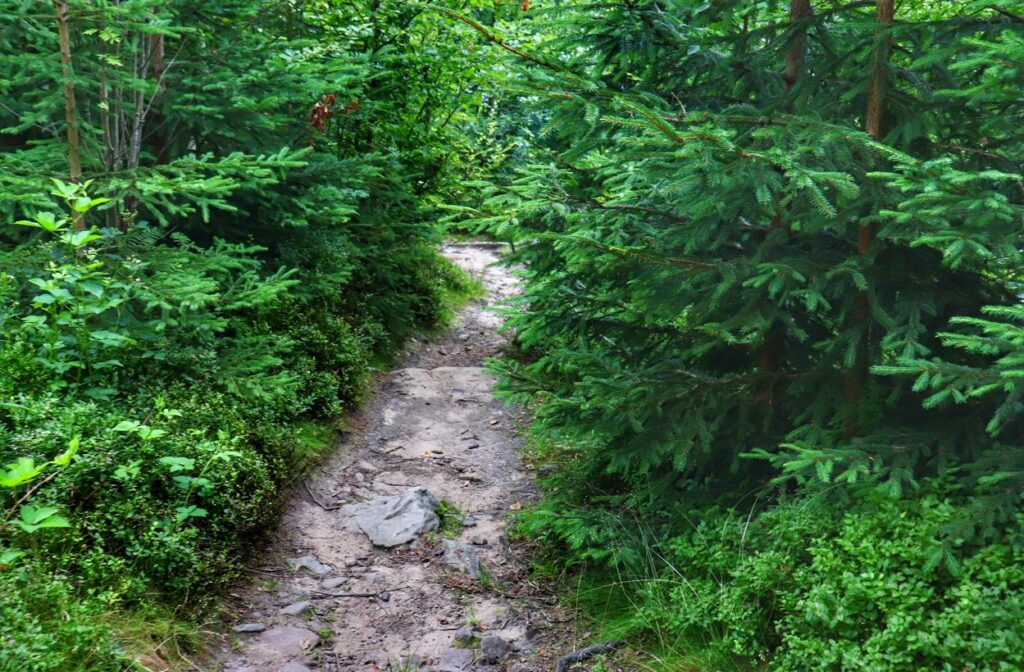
[0,0,505,667]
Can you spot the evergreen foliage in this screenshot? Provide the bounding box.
[452,0,1024,668]
[2,0,1023,668]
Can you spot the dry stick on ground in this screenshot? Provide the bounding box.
[555,640,626,672]
[304,480,344,511]
[310,589,402,600]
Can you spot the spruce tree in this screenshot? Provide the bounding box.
[459,0,1024,538]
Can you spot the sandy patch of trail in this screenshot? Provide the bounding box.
[213,243,567,672]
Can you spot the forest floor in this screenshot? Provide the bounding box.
[210,243,576,672]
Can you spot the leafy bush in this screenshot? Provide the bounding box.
[0,0,499,667]
[0,566,128,672]
[528,485,1024,671]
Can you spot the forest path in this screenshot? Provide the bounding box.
[214,244,564,672]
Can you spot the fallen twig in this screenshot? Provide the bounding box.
[303,481,344,511]
[310,587,403,601]
[555,641,626,672]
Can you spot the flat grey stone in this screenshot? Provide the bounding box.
[479,635,510,663]
[437,647,474,672]
[321,576,349,590]
[249,626,319,660]
[232,622,266,633]
[280,600,311,616]
[342,487,441,547]
[441,539,481,579]
[279,664,311,672]
[289,554,332,576]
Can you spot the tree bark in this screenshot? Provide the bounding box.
[758,0,813,396]
[783,0,813,90]
[844,0,894,436]
[859,0,894,250]
[149,26,168,165]
[55,0,83,229]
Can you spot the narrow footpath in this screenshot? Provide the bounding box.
[215,243,570,672]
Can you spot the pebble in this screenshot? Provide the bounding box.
[453,626,475,645]
[441,539,482,578]
[232,623,266,634]
[357,460,378,472]
[479,634,511,663]
[280,601,312,616]
[355,472,365,482]
[470,535,488,546]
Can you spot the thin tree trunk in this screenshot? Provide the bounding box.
[858,0,894,253]
[55,0,83,229]
[149,24,168,165]
[844,0,894,436]
[783,0,812,90]
[758,0,813,398]
[128,32,147,170]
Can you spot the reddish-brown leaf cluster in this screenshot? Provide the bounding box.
[522,0,530,10]
[309,93,337,133]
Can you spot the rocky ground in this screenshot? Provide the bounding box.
[211,243,578,672]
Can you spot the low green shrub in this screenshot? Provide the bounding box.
[0,565,128,672]
[527,483,1024,671]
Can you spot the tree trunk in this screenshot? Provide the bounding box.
[149,26,168,165]
[783,0,813,90]
[55,0,83,229]
[758,0,813,398]
[844,0,894,436]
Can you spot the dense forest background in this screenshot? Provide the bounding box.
[2,0,1023,670]
[0,1,509,666]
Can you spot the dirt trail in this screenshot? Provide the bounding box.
[215,243,566,672]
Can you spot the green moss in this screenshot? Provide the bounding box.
[435,499,465,539]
